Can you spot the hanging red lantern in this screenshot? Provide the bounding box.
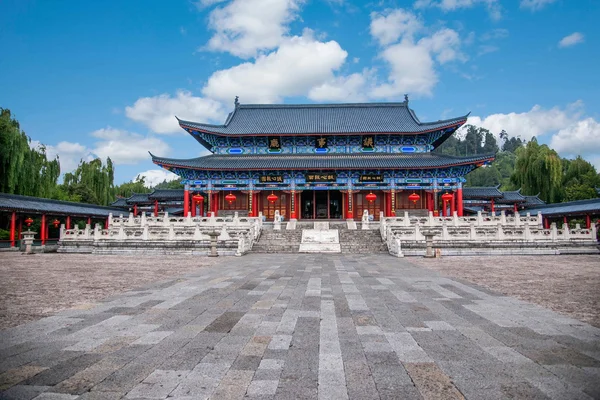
[192,194,203,203]
[225,193,237,204]
[408,192,420,204]
[267,192,278,204]
[441,192,453,202]
[52,219,60,228]
[25,217,34,227]
[365,192,377,203]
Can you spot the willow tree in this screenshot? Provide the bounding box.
[511,138,562,203]
[0,108,60,197]
[62,158,115,205]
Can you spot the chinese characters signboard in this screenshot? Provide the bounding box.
[362,135,374,149]
[259,175,284,183]
[359,174,383,182]
[268,136,281,150]
[315,137,328,149]
[305,173,337,182]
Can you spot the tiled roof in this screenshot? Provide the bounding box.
[497,190,526,204]
[126,193,152,204]
[0,193,124,217]
[148,189,185,201]
[526,198,600,216]
[151,152,494,171]
[178,102,469,136]
[110,198,129,208]
[523,195,545,207]
[462,186,503,199]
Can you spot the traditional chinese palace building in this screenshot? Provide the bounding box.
[150,99,496,220]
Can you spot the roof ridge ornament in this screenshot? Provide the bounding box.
[404,94,409,103]
[234,96,239,108]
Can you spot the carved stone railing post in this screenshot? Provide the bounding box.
[140,212,147,226]
[514,211,521,226]
[551,223,557,242]
[469,223,476,240]
[524,222,531,241]
[404,211,410,227]
[477,211,483,226]
[536,212,543,227]
[452,211,459,227]
[361,210,369,230]
[500,211,506,225]
[60,224,66,240]
[94,224,101,240]
[496,223,504,240]
[428,211,434,227]
[562,223,570,240]
[128,212,134,226]
[118,225,125,240]
[168,224,175,240]
[142,225,149,240]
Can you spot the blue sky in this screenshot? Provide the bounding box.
[1,0,599,185]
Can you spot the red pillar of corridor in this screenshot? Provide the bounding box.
[154,200,159,217]
[586,215,591,229]
[212,193,219,215]
[41,214,46,245]
[183,188,190,216]
[450,193,456,216]
[385,192,392,217]
[456,188,463,217]
[10,211,16,247]
[66,216,71,230]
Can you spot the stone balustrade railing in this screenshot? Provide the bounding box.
[380,210,597,257]
[60,211,263,256]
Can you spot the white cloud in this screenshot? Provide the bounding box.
[44,141,91,174]
[202,31,348,103]
[205,0,303,58]
[370,41,437,98]
[550,118,600,161]
[125,90,225,134]
[370,9,422,46]
[464,101,584,141]
[418,28,464,64]
[414,0,501,20]
[90,128,171,165]
[135,169,181,188]
[558,32,584,48]
[308,71,372,102]
[520,0,557,11]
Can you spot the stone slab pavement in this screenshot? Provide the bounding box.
[1,254,599,400]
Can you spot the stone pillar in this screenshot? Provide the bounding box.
[154,200,159,217]
[290,190,297,219]
[66,215,71,230]
[41,214,46,245]
[9,211,16,247]
[456,186,463,217]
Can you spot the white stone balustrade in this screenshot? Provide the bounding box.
[60,211,263,256]
[379,210,597,255]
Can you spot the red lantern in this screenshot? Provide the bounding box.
[52,219,60,228]
[408,192,420,204]
[225,193,237,204]
[441,192,453,202]
[365,192,377,203]
[267,192,278,204]
[192,194,203,203]
[25,217,33,227]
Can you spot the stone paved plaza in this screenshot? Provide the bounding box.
[1,254,599,399]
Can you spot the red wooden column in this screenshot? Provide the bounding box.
[183,188,190,216]
[563,216,568,225]
[154,200,159,217]
[199,196,204,217]
[133,204,138,216]
[586,215,591,229]
[41,214,46,245]
[456,187,463,217]
[450,193,456,216]
[105,217,109,229]
[513,203,518,213]
[490,198,495,214]
[290,190,297,219]
[544,217,550,229]
[252,192,259,218]
[385,192,392,217]
[87,217,91,226]
[10,211,16,247]
[66,216,71,230]
[212,193,219,215]
[18,217,22,243]
[346,190,354,219]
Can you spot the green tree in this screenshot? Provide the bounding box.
[153,178,184,190]
[62,158,115,205]
[0,108,60,197]
[510,138,563,203]
[114,177,151,198]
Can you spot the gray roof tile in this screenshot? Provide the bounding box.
[0,193,124,217]
[151,152,494,171]
[148,189,185,200]
[527,198,600,216]
[462,186,503,199]
[178,102,468,136]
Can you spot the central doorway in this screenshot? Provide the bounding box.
[301,190,343,219]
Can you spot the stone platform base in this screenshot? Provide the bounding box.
[59,240,242,256]
[399,240,600,256]
[298,228,341,253]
